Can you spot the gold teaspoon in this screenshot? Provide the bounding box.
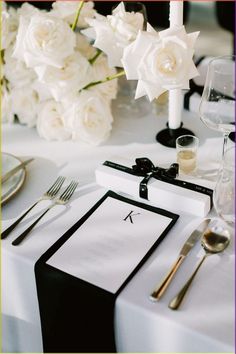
[169,225,230,310]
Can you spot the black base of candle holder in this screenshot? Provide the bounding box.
[156,123,195,148]
[229,132,235,143]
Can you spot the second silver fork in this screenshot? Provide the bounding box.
[1,176,66,239]
[12,181,79,246]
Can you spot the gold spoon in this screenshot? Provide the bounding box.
[169,224,230,310]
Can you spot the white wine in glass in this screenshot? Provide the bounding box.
[199,55,235,160]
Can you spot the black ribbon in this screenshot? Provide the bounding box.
[132,158,178,199]
[105,158,178,199]
[103,158,213,206]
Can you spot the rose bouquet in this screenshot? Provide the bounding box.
[1,1,199,145]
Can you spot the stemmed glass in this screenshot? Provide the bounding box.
[213,146,235,227]
[199,55,235,161]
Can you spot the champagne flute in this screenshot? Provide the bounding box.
[199,55,235,161]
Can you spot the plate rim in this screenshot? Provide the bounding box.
[1,152,27,205]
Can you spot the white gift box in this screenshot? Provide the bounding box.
[95,158,215,217]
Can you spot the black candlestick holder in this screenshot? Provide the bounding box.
[229,132,235,143]
[156,122,195,148]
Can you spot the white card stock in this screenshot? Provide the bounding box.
[47,193,177,294]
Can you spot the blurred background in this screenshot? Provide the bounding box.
[5,1,235,56]
[94,1,235,56]
[185,1,234,56]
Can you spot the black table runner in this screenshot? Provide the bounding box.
[35,191,179,353]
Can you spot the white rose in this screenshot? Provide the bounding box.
[13,13,76,68]
[110,3,144,42]
[3,45,37,88]
[82,2,144,67]
[1,7,18,49]
[63,91,113,145]
[51,1,96,28]
[8,6,19,34]
[35,52,92,101]
[17,2,41,19]
[2,1,7,11]
[37,100,71,141]
[1,84,14,124]
[11,86,39,127]
[75,32,97,60]
[122,25,199,101]
[90,56,118,100]
[2,10,11,49]
[32,80,53,102]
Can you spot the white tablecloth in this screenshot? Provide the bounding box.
[1,103,234,352]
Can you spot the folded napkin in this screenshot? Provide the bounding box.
[35,191,178,353]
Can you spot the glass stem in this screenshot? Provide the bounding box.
[222,132,229,165]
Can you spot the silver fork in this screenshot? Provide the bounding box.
[1,176,66,240]
[12,181,78,246]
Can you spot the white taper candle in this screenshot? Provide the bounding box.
[169,1,183,26]
[168,1,183,129]
[168,90,183,129]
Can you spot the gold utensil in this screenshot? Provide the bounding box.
[150,219,211,301]
[1,158,34,184]
[169,224,230,310]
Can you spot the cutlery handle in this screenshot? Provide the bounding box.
[168,254,207,310]
[12,206,52,246]
[1,201,39,239]
[1,158,34,183]
[150,255,184,301]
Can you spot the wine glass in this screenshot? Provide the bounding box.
[199,55,235,161]
[213,146,235,227]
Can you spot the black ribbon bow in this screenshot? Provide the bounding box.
[132,158,179,199]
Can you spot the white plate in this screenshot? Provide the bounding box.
[1,152,26,205]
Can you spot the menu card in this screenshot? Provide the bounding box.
[47,191,178,294]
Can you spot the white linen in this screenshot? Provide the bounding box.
[1,103,234,353]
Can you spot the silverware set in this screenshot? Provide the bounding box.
[2,172,230,306]
[1,176,78,245]
[150,219,230,310]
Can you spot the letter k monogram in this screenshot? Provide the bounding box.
[123,210,140,224]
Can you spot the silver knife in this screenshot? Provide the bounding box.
[1,158,34,184]
[149,218,211,301]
